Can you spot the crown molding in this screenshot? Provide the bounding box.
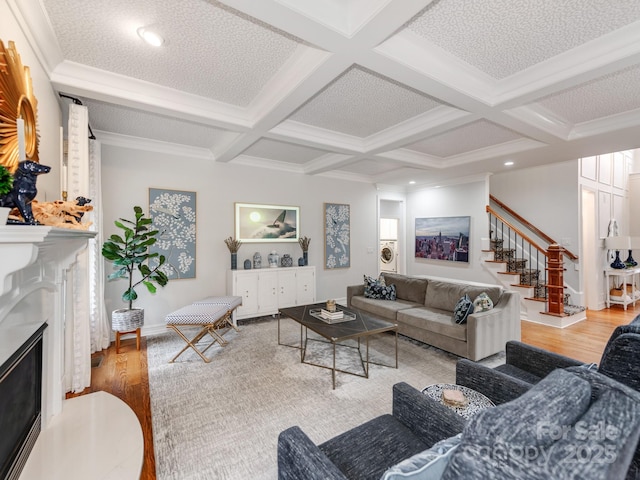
[231,154,305,173]
[504,104,573,140]
[303,153,358,174]
[407,172,491,191]
[571,107,640,140]
[95,130,214,161]
[374,30,496,106]
[444,138,547,167]
[364,106,475,153]
[246,45,333,123]
[7,0,64,74]
[50,61,251,131]
[376,148,443,169]
[315,168,373,184]
[495,22,640,108]
[268,120,364,153]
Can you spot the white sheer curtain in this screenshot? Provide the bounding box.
[65,103,110,393]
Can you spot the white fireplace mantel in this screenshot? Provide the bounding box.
[0,226,96,428]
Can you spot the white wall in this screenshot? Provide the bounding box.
[405,177,495,284]
[100,143,379,332]
[1,3,62,200]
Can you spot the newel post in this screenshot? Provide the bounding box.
[546,244,565,315]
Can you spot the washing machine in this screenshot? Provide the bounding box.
[380,241,398,273]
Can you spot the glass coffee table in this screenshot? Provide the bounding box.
[278,303,398,389]
[422,383,495,419]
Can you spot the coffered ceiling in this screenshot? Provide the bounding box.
[12,0,640,187]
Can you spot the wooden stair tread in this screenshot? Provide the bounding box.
[541,311,569,318]
[497,271,519,275]
[525,297,547,302]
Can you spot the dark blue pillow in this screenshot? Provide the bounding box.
[364,275,397,300]
[453,294,474,324]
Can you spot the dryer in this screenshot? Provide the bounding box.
[380,241,398,273]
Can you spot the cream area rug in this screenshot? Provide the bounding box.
[147,317,504,480]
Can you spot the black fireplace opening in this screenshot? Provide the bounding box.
[0,324,46,480]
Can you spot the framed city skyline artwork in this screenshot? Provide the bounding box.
[415,216,470,263]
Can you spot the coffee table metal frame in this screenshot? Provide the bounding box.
[278,303,398,389]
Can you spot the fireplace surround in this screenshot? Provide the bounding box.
[0,226,95,479]
[0,324,45,480]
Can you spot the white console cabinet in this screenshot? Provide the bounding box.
[227,267,316,320]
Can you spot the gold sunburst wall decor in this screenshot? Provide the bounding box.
[0,39,40,174]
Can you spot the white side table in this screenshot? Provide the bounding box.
[605,267,640,310]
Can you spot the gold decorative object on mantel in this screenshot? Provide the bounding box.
[0,39,40,173]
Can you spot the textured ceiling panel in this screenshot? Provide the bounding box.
[243,139,330,164]
[536,65,640,124]
[405,120,523,157]
[79,98,232,148]
[289,66,444,137]
[406,0,640,79]
[337,158,404,175]
[42,0,300,106]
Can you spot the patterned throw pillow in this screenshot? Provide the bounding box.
[452,294,474,324]
[363,275,396,300]
[472,292,493,313]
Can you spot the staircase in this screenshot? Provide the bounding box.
[481,198,586,328]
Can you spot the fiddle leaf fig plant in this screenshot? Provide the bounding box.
[0,165,13,197]
[102,206,169,309]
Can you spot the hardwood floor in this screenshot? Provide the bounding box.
[71,304,639,480]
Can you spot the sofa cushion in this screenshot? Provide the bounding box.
[424,281,502,312]
[398,308,467,341]
[351,296,419,321]
[381,434,462,480]
[382,273,428,304]
[320,414,428,480]
[452,295,474,324]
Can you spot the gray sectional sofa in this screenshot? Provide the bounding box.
[347,273,520,361]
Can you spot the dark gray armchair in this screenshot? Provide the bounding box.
[456,314,640,405]
[277,382,466,480]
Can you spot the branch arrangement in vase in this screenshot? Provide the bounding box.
[224,236,242,253]
[298,236,310,252]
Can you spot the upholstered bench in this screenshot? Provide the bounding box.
[165,296,242,363]
[192,295,242,332]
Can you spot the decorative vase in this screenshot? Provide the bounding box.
[281,254,293,267]
[303,251,308,266]
[610,250,625,269]
[230,253,237,270]
[268,251,279,268]
[625,250,637,267]
[244,259,252,269]
[253,252,262,269]
[298,257,304,266]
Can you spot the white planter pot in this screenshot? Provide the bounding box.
[111,308,144,332]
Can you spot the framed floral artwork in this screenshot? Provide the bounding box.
[324,203,350,269]
[149,188,197,279]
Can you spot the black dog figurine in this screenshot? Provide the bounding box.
[0,160,51,225]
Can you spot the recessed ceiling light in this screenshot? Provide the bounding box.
[504,161,514,166]
[409,181,416,184]
[137,26,165,47]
